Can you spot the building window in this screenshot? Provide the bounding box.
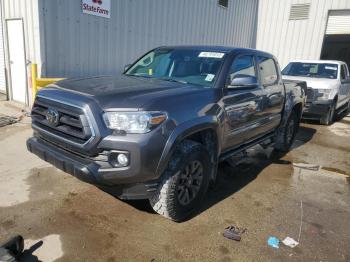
[218,0,228,8]
[289,4,311,20]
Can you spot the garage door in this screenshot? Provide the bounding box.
[326,10,350,35]
[0,11,6,93]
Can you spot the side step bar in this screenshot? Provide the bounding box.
[219,133,275,162]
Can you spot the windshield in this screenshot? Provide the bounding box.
[282,62,338,79]
[125,48,226,87]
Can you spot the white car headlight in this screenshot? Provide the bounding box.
[103,111,167,133]
[316,89,332,100]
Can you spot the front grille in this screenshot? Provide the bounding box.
[306,88,315,102]
[31,97,93,144]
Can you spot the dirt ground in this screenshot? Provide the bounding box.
[0,101,349,262]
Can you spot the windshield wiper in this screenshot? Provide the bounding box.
[159,78,188,84]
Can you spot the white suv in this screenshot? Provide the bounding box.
[282,60,350,125]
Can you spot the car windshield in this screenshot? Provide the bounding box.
[125,48,226,87]
[282,62,338,79]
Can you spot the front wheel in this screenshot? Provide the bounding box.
[346,100,350,114]
[320,102,335,125]
[149,140,211,222]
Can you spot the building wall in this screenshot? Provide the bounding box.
[2,0,42,66]
[39,0,259,77]
[256,0,350,68]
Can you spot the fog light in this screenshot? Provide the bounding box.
[117,153,129,166]
[109,152,129,167]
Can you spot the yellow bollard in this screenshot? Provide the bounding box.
[31,64,38,101]
[31,63,65,102]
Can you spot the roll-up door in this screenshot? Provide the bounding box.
[326,10,350,35]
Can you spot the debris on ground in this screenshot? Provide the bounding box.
[282,237,299,248]
[0,235,24,261]
[223,225,247,241]
[267,236,280,249]
[0,110,31,127]
[293,162,320,171]
[0,113,19,127]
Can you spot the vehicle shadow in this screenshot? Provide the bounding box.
[302,109,349,125]
[124,125,317,221]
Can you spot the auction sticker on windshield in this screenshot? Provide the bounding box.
[198,52,225,58]
[205,74,215,82]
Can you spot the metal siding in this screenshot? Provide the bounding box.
[39,0,258,77]
[257,0,350,68]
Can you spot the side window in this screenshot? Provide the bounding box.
[257,56,278,86]
[228,55,257,84]
[341,65,347,80]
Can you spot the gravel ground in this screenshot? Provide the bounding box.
[0,103,349,262]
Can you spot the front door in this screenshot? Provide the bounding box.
[222,54,265,151]
[339,64,350,107]
[6,19,27,104]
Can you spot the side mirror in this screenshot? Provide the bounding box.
[228,75,258,88]
[124,64,131,72]
[341,76,350,84]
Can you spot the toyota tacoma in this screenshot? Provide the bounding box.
[27,46,306,221]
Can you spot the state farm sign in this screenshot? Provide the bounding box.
[82,0,110,18]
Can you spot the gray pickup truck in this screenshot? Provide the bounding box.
[27,46,306,221]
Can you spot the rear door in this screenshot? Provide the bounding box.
[221,53,265,150]
[256,56,285,130]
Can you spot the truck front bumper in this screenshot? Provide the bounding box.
[26,137,159,199]
[302,100,332,119]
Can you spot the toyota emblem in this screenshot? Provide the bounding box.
[46,108,60,126]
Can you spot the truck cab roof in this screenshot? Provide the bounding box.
[289,60,346,65]
[156,45,275,57]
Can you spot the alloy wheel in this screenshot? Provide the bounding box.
[177,160,204,206]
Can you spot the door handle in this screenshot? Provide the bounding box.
[10,61,13,65]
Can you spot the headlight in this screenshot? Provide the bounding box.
[316,89,332,101]
[103,111,167,133]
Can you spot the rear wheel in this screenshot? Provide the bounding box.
[320,102,335,125]
[149,140,211,222]
[274,110,299,152]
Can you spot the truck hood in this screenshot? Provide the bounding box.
[43,75,206,110]
[282,76,339,90]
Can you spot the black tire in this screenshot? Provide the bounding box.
[320,102,335,125]
[274,110,299,152]
[149,140,211,222]
[346,100,350,114]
